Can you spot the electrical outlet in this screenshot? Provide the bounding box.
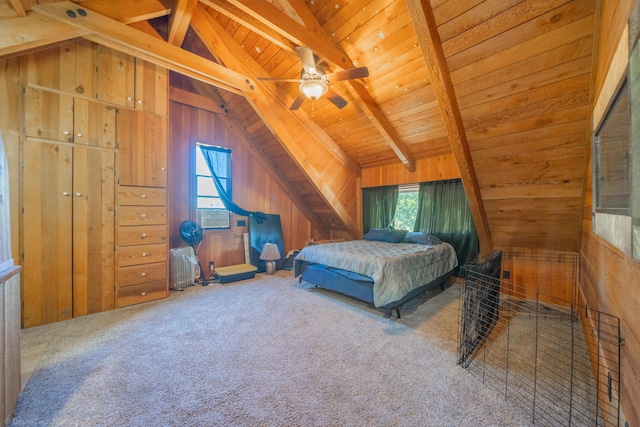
[503,270,510,279]
[237,219,246,227]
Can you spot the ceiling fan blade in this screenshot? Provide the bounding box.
[290,94,306,110]
[326,89,348,109]
[256,77,300,82]
[326,66,369,82]
[296,46,317,74]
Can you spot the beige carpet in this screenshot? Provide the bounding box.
[12,271,532,426]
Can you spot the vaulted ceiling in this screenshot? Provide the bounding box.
[0,0,597,253]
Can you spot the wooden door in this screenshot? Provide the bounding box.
[72,145,116,316]
[23,87,74,143]
[117,109,168,187]
[94,44,135,108]
[73,98,117,148]
[22,139,73,327]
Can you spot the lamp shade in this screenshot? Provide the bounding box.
[299,79,328,100]
[259,243,281,261]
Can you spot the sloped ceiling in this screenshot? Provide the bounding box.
[0,0,597,252]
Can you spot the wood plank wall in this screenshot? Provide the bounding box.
[361,154,460,187]
[168,101,328,269]
[580,1,639,425]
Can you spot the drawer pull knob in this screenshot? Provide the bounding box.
[160,167,166,171]
[76,192,82,197]
[141,233,147,239]
[141,292,146,296]
[127,96,133,101]
[62,192,69,196]
[76,133,83,137]
[142,253,147,257]
[141,272,147,277]
[141,194,147,198]
[141,214,147,219]
[138,99,143,104]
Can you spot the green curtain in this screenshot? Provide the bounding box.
[362,185,399,233]
[414,179,478,269]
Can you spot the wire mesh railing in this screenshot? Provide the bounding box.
[457,251,621,426]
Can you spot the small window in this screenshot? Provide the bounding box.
[594,80,631,214]
[392,184,419,231]
[195,142,231,229]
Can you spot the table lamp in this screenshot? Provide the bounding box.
[259,243,281,275]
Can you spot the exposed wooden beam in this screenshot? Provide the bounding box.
[219,0,416,171]
[33,1,253,94]
[405,0,493,255]
[167,0,198,46]
[0,13,87,58]
[5,0,26,17]
[170,86,331,236]
[75,0,170,24]
[191,5,361,238]
[200,0,297,52]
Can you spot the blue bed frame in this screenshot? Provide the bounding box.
[297,262,454,318]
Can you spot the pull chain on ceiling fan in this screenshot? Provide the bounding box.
[258,46,369,111]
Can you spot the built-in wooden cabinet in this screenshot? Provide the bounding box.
[115,186,168,307]
[94,45,168,115]
[21,140,115,328]
[117,108,168,187]
[24,88,117,147]
[3,40,170,327]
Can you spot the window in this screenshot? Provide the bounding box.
[195,142,231,229]
[392,184,419,230]
[594,80,631,214]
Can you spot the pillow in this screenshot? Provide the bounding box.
[363,228,408,243]
[403,232,442,245]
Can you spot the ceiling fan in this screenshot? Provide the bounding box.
[258,46,369,110]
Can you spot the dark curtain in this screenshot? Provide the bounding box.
[414,179,478,269]
[362,185,399,233]
[200,145,267,223]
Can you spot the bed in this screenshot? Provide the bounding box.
[294,231,459,318]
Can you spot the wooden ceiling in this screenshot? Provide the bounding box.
[0,0,597,252]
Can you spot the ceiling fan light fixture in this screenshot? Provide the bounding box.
[299,78,328,101]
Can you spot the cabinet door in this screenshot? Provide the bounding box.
[117,109,167,187]
[72,145,116,316]
[94,45,135,108]
[23,87,74,142]
[134,59,168,116]
[22,139,73,327]
[25,40,95,96]
[73,98,117,148]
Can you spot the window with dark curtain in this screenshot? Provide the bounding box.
[362,185,399,233]
[414,179,479,268]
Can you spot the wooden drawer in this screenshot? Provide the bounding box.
[118,186,166,206]
[117,243,167,267]
[117,262,166,286]
[117,280,167,308]
[118,206,166,226]
[118,225,167,246]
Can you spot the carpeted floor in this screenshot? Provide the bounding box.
[11,271,532,426]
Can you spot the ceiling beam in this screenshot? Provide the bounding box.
[219,0,416,171]
[200,0,297,52]
[405,0,493,255]
[33,1,253,95]
[0,13,87,58]
[167,0,198,46]
[191,5,361,237]
[73,0,170,24]
[5,0,26,17]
